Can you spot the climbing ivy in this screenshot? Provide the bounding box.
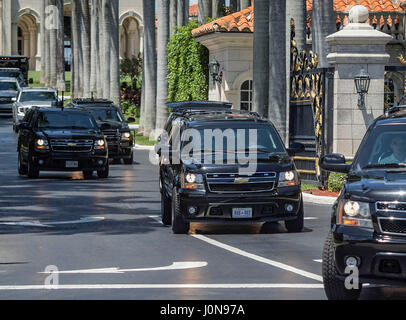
[167,20,209,103]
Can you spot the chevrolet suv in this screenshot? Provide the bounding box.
[320,105,406,300]
[67,99,134,164]
[17,106,109,179]
[156,102,305,234]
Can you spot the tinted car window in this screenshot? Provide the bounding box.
[88,107,123,122]
[37,112,98,130]
[0,81,17,91]
[20,92,57,102]
[353,124,406,170]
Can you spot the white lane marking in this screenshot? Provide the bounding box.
[304,217,318,220]
[313,259,322,263]
[149,215,322,282]
[0,283,324,290]
[191,235,323,282]
[0,217,105,228]
[39,261,208,274]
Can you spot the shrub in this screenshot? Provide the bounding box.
[328,172,347,193]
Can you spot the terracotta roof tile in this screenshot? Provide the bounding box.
[189,4,198,17]
[192,0,404,38]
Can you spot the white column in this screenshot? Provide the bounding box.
[11,22,18,55]
[36,23,41,71]
[2,0,11,55]
[326,5,392,157]
[29,27,37,70]
[139,25,144,57]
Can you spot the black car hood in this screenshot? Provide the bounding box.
[40,129,100,139]
[97,121,125,130]
[345,170,406,202]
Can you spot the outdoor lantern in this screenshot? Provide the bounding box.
[208,58,222,84]
[354,68,371,108]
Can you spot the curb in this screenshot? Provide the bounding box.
[133,144,155,151]
[303,192,337,205]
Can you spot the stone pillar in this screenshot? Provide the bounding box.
[11,22,18,55]
[36,23,41,71]
[29,27,37,70]
[2,0,11,55]
[326,5,392,157]
[139,25,144,57]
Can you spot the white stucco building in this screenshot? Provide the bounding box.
[0,0,144,71]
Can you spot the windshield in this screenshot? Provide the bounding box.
[353,124,406,170]
[0,71,20,78]
[37,111,98,130]
[20,91,57,102]
[0,81,17,91]
[179,125,286,154]
[88,107,123,122]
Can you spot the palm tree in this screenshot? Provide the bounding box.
[177,0,188,26]
[96,0,104,98]
[101,0,111,99]
[49,0,57,88]
[45,0,51,87]
[142,0,157,135]
[212,0,225,18]
[240,0,251,9]
[109,0,121,105]
[156,0,170,132]
[40,0,46,84]
[269,0,287,143]
[170,0,178,36]
[230,0,240,13]
[253,0,269,117]
[56,0,65,92]
[80,0,91,97]
[312,0,335,68]
[71,0,83,98]
[198,0,212,25]
[90,0,100,97]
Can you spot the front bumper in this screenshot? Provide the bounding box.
[333,228,406,285]
[178,186,302,223]
[33,152,108,171]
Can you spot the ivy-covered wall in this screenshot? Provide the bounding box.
[167,21,209,103]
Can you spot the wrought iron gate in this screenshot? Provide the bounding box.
[289,20,334,186]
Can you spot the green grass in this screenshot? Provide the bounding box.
[301,183,317,192]
[132,132,156,146]
[28,71,71,96]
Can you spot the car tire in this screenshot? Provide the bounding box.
[83,170,93,179]
[27,155,39,179]
[284,198,304,233]
[171,187,189,234]
[123,152,134,165]
[161,188,172,226]
[97,162,109,178]
[18,151,28,175]
[322,232,362,300]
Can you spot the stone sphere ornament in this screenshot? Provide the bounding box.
[348,5,369,23]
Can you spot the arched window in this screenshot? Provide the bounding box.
[240,80,253,111]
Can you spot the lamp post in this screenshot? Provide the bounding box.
[208,58,222,84]
[354,69,371,108]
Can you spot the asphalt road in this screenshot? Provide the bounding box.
[0,118,405,300]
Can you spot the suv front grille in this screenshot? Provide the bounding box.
[0,98,12,104]
[378,218,406,236]
[206,172,276,193]
[103,129,120,143]
[376,202,406,212]
[50,139,93,152]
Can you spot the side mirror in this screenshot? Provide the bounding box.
[126,117,135,123]
[29,78,34,84]
[319,153,351,174]
[287,142,305,156]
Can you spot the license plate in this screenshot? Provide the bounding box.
[65,161,78,168]
[232,208,252,219]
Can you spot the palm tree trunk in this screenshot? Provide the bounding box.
[56,0,65,92]
[212,0,224,18]
[170,0,177,36]
[96,0,103,98]
[198,0,211,25]
[311,0,335,68]
[156,0,170,132]
[90,0,99,97]
[40,0,46,84]
[240,0,251,9]
[142,0,157,135]
[109,0,120,105]
[80,0,91,97]
[268,0,287,143]
[49,0,57,88]
[253,0,269,117]
[177,0,187,26]
[230,0,240,13]
[101,0,111,99]
[45,0,51,87]
[71,0,83,98]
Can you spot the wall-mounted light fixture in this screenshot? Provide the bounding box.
[354,68,370,108]
[208,58,223,84]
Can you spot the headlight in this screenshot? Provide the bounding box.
[35,138,49,150]
[182,172,204,190]
[96,139,105,146]
[37,139,45,146]
[338,200,373,228]
[94,139,105,150]
[18,106,28,115]
[278,170,298,187]
[122,132,131,139]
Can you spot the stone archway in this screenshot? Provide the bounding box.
[17,13,38,70]
[120,16,141,59]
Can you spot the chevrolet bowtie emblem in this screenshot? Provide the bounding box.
[68,143,77,147]
[234,178,249,184]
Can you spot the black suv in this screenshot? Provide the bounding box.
[156,102,305,234]
[17,106,109,179]
[67,99,134,164]
[320,105,406,300]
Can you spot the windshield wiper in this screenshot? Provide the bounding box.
[362,163,406,169]
[236,148,275,154]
